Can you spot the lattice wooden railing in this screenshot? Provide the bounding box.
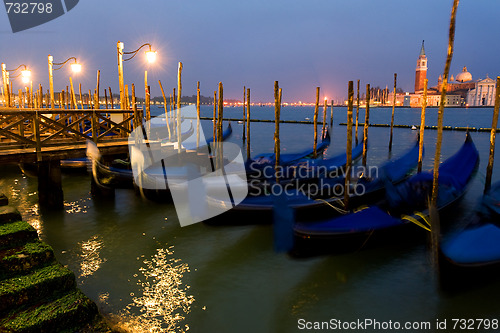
[0,108,143,160]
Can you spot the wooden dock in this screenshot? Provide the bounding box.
[0,108,140,163]
[0,108,142,209]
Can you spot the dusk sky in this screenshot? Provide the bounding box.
[1,0,499,103]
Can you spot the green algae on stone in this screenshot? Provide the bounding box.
[0,263,76,313]
[0,221,38,250]
[0,241,55,279]
[0,289,98,333]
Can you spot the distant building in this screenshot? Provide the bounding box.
[389,41,496,107]
[466,76,497,106]
[414,41,427,92]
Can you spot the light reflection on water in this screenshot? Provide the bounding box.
[117,247,195,333]
[25,203,42,236]
[65,197,91,214]
[79,235,106,278]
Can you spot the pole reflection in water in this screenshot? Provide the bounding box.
[119,247,194,333]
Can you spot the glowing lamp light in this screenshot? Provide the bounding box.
[71,63,82,73]
[145,50,157,64]
[21,69,31,78]
[21,69,31,83]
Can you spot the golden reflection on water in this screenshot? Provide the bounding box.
[119,247,195,333]
[64,197,90,214]
[79,235,106,278]
[26,203,42,236]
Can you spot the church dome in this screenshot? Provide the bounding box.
[456,66,472,82]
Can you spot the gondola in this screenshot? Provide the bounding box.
[206,138,418,223]
[438,181,500,288]
[245,128,331,177]
[293,133,479,254]
[90,123,233,189]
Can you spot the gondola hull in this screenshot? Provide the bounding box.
[439,182,500,290]
[293,134,479,255]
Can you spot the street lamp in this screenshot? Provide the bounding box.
[1,63,32,107]
[48,55,82,109]
[117,41,157,110]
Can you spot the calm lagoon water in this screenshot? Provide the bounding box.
[1,105,500,332]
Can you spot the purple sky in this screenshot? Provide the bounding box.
[1,0,499,103]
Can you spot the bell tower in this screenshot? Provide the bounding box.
[414,40,427,92]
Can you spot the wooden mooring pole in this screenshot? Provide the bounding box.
[243,86,246,142]
[217,82,224,169]
[362,84,370,166]
[355,79,360,145]
[145,71,150,120]
[322,97,327,134]
[170,93,174,136]
[313,87,320,158]
[431,0,459,274]
[246,88,251,160]
[125,85,130,110]
[389,73,397,152]
[344,81,354,208]
[96,70,100,109]
[418,79,428,173]
[132,84,140,129]
[104,88,108,109]
[197,81,201,148]
[330,99,334,128]
[274,81,281,184]
[87,90,92,109]
[79,84,84,110]
[70,78,77,109]
[484,76,500,193]
[213,90,217,144]
[177,63,183,152]
[109,87,114,109]
[431,0,459,207]
[217,82,223,144]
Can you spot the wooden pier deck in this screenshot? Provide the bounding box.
[0,108,140,164]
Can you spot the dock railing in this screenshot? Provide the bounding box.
[0,108,142,161]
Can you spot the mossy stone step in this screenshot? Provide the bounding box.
[0,221,38,250]
[0,263,76,314]
[0,241,55,280]
[0,206,22,225]
[0,289,98,333]
[0,195,7,207]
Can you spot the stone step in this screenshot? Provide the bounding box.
[0,221,38,250]
[0,263,75,314]
[0,206,22,225]
[0,289,99,333]
[0,241,55,280]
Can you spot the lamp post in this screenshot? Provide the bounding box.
[1,64,8,107]
[2,63,31,107]
[116,41,157,110]
[48,55,81,109]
